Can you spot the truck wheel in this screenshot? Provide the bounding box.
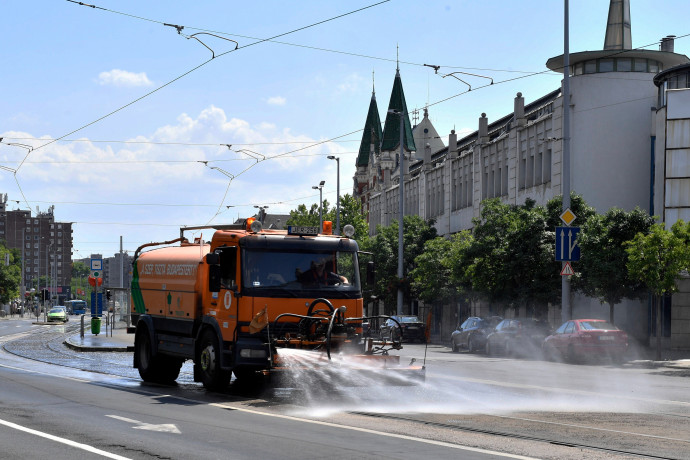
[135,328,182,384]
[198,330,230,391]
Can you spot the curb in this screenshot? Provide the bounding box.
[63,336,134,353]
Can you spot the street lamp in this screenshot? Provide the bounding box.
[312,180,325,232]
[327,155,340,235]
[388,108,405,316]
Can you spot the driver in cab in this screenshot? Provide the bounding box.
[297,257,348,286]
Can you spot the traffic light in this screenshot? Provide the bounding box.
[106,289,112,301]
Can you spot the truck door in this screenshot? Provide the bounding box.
[216,245,240,342]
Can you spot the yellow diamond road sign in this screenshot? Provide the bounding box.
[560,208,576,226]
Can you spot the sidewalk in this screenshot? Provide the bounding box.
[64,325,134,352]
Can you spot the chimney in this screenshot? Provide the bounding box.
[423,143,432,171]
[514,92,526,127]
[660,35,676,53]
[448,129,458,159]
[478,113,489,145]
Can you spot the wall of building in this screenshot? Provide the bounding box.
[570,73,657,213]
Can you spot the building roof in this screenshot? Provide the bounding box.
[356,91,382,167]
[412,108,445,155]
[380,69,416,153]
[546,49,689,74]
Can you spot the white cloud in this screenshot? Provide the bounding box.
[266,96,286,106]
[336,73,364,94]
[97,69,152,87]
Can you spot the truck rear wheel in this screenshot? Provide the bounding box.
[135,328,182,384]
[198,330,230,391]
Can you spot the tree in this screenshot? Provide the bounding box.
[464,198,558,316]
[286,193,369,242]
[625,220,690,360]
[446,230,476,299]
[410,237,455,304]
[0,245,21,304]
[546,192,597,229]
[363,216,437,313]
[577,207,655,322]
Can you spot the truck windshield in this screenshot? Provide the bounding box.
[241,249,361,298]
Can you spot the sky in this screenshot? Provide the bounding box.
[2,0,689,258]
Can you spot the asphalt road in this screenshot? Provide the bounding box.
[1,319,689,460]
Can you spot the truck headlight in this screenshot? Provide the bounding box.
[240,348,267,359]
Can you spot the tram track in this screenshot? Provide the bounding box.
[349,411,689,460]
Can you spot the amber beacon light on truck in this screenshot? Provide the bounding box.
[129,219,425,391]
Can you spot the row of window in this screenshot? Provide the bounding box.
[657,71,690,107]
[571,57,661,76]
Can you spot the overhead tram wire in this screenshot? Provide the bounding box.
[67,0,541,76]
[15,0,391,173]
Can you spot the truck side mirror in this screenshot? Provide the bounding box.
[366,261,375,287]
[206,253,220,265]
[208,264,221,293]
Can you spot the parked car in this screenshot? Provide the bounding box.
[542,319,628,363]
[379,315,426,343]
[450,316,502,353]
[485,318,551,358]
[47,306,69,323]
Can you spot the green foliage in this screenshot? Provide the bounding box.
[362,215,437,312]
[410,237,455,304]
[546,192,597,229]
[72,261,90,279]
[465,198,558,315]
[625,220,690,297]
[0,244,21,304]
[577,207,655,320]
[446,230,475,296]
[286,193,369,243]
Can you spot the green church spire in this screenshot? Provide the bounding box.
[381,68,416,153]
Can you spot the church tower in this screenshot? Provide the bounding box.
[379,65,416,187]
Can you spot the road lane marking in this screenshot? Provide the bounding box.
[209,402,539,459]
[0,416,132,459]
[0,362,90,382]
[106,415,181,433]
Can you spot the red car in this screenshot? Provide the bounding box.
[543,319,628,363]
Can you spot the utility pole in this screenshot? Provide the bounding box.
[388,109,405,316]
[561,0,572,322]
[327,156,341,235]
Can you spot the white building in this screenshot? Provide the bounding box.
[353,0,690,348]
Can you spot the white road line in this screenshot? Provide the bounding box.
[209,402,540,460]
[0,362,90,383]
[0,417,132,460]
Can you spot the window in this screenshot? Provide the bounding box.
[584,60,596,74]
[544,149,552,183]
[634,59,647,72]
[617,58,631,72]
[599,59,614,72]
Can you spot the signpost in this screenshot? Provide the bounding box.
[556,209,580,274]
[555,226,581,261]
[90,258,103,335]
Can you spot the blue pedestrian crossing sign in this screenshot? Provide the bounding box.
[555,226,581,261]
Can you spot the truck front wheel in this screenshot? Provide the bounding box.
[135,328,182,384]
[198,330,230,391]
